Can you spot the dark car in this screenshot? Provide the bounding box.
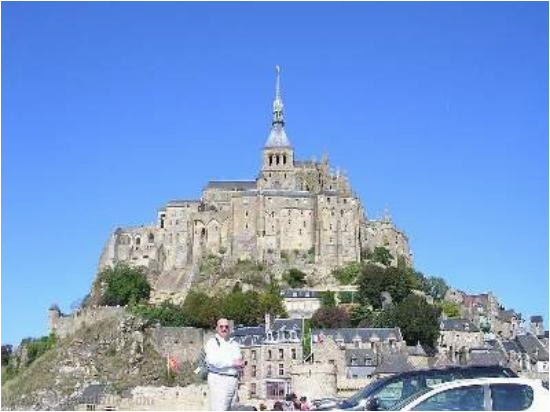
[312,366,517,411]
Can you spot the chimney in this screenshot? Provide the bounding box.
[265,313,272,331]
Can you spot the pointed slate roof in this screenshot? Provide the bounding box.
[265,66,291,148]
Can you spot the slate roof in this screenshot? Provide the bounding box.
[280,289,321,299]
[407,342,428,357]
[205,181,257,191]
[498,309,519,322]
[515,333,549,361]
[231,318,303,347]
[501,340,522,353]
[345,349,377,367]
[468,349,507,367]
[440,319,479,332]
[531,315,544,323]
[374,353,412,374]
[265,123,291,148]
[312,328,403,344]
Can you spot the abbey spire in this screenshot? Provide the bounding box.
[265,65,291,148]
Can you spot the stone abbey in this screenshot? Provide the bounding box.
[98,67,411,300]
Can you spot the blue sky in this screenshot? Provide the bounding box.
[1,2,548,345]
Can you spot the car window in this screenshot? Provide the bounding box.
[412,385,486,411]
[490,384,533,411]
[375,377,425,410]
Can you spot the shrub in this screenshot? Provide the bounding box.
[283,268,307,288]
[338,291,354,304]
[23,333,57,366]
[311,307,351,328]
[129,301,188,327]
[99,264,151,306]
[319,291,336,308]
[332,262,362,285]
[367,247,393,266]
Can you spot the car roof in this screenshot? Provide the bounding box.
[426,377,538,391]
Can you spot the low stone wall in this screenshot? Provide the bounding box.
[49,306,126,338]
[117,385,209,411]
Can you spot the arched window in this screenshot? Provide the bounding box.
[269,154,273,166]
[135,236,141,246]
[148,233,154,243]
[283,154,287,164]
[276,154,280,165]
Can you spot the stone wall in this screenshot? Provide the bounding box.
[150,327,213,364]
[116,384,209,411]
[289,363,337,400]
[49,306,125,338]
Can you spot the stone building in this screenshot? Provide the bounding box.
[280,289,322,319]
[97,67,411,302]
[232,317,304,401]
[311,328,406,380]
[437,319,484,363]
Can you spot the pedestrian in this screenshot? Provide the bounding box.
[272,401,284,411]
[205,318,243,411]
[299,396,309,411]
[283,393,296,411]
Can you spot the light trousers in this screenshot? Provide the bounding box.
[208,373,238,411]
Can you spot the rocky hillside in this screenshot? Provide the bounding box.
[1,315,198,410]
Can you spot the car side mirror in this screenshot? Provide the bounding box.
[364,398,380,411]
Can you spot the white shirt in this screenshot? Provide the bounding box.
[204,334,242,375]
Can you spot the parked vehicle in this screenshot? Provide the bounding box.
[312,366,517,411]
[395,378,549,411]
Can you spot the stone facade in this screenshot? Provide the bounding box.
[234,317,304,402]
[437,319,484,363]
[97,68,411,302]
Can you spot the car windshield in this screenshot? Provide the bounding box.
[339,379,388,408]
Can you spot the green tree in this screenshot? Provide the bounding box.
[356,264,414,309]
[129,301,188,326]
[320,291,336,308]
[99,264,151,306]
[425,276,449,301]
[258,291,287,319]
[283,268,306,288]
[350,305,375,327]
[183,291,221,329]
[332,262,362,285]
[438,300,461,318]
[368,247,393,266]
[311,307,351,328]
[390,294,441,348]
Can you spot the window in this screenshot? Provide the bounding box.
[291,348,297,360]
[268,350,272,360]
[252,350,257,361]
[252,365,257,377]
[490,384,534,411]
[250,383,257,397]
[279,349,284,359]
[412,385,485,411]
[266,381,286,400]
[267,365,272,377]
[279,363,285,375]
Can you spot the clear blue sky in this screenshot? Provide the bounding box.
[2,2,548,345]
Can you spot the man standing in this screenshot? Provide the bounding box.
[205,318,243,411]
